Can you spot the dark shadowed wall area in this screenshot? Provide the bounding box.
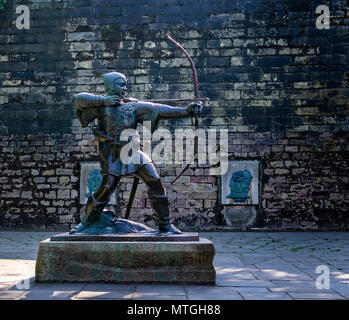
[0,0,348,230]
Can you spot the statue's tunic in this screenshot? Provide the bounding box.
[74,94,187,177]
[97,101,152,177]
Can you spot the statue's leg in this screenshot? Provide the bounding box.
[135,163,181,234]
[70,174,119,233]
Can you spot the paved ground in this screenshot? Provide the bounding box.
[0,231,348,300]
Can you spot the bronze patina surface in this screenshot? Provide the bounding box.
[35,38,215,285]
[70,70,202,235]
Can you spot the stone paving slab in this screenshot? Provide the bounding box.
[213,254,245,267]
[26,283,85,292]
[238,254,281,265]
[0,282,18,290]
[0,231,348,300]
[215,267,256,280]
[72,283,136,300]
[19,290,77,300]
[232,286,270,293]
[270,280,335,293]
[238,292,292,300]
[185,286,238,295]
[252,270,313,281]
[187,293,243,300]
[331,283,349,299]
[215,279,277,287]
[136,284,185,295]
[16,282,85,300]
[0,290,26,300]
[288,292,345,300]
[72,290,135,300]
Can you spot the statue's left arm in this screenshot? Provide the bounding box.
[135,101,202,122]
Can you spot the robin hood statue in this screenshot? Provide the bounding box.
[70,71,202,234]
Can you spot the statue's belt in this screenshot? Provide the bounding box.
[93,129,121,162]
[93,129,116,143]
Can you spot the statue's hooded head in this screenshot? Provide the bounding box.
[102,71,128,98]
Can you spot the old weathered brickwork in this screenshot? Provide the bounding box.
[0,0,348,230]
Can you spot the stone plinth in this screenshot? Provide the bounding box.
[35,234,215,284]
[50,232,199,242]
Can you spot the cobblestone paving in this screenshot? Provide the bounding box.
[0,231,348,300]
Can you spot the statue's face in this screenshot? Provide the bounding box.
[110,77,127,98]
[103,72,128,97]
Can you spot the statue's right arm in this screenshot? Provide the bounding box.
[73,93,107,110]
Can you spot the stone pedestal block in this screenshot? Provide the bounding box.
[35,236,215,284]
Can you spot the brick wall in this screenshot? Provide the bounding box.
[0,0,348,230]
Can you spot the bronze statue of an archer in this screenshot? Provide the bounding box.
[70,71,202,235]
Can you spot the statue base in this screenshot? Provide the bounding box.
[35,233,215,284]
[50,232,199,242]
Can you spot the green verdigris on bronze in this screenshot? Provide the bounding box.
[35,38,216,285]
[0,0,7,10]
[70,71,202,235]
[227,169,253,203]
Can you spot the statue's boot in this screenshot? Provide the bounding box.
[150,195,182,234]
[70,193,107,234]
